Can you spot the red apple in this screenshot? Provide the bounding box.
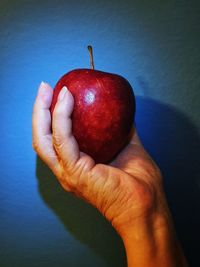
[50,46,135,163]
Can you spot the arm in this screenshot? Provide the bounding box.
[122,207,188,267]
[32,82,188,267]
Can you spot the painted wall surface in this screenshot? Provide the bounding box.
[0,0,200,266]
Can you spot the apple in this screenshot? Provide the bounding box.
[50,46,135,163]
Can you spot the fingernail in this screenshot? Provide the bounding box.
[58,86,68,101]
[38,81,46,95]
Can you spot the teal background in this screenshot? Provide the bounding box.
[0,0,200,266]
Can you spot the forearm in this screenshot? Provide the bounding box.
[121,213,188,267]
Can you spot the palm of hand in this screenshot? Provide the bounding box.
[58,132,162,235]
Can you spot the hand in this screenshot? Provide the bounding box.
[32,82,188,267]
[32,82,162,232]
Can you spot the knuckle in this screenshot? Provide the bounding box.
[64,163,86,191]
[58,173,72,192]
[53,132,65,149]
[147,161,163,184]
[133,158,145,169]
[135,180,156,212]
[67,175,78,190]
[32,140,40,153]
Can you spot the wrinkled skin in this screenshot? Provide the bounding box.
[32,82,188,267]
[33,82,163,233]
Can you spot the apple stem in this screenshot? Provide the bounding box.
[87,45,95,70]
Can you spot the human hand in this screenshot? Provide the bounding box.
[32,82,188,267]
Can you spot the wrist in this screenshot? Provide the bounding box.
[120,211,188,267]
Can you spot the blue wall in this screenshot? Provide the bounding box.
[1,0,200,266]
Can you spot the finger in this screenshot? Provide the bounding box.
[52,86,80,170]
[33,82,53,135]
[129,127,144,147]
[110,126,146,168]
[32,82,60,174]
[129,127,156,164]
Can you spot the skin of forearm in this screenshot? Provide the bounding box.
[121,213,188,267]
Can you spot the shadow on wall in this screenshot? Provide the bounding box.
[36,96,200,267]
[36,170,126,266]
[136,96,200,267]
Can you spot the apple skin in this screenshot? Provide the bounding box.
[50,69,135,163]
